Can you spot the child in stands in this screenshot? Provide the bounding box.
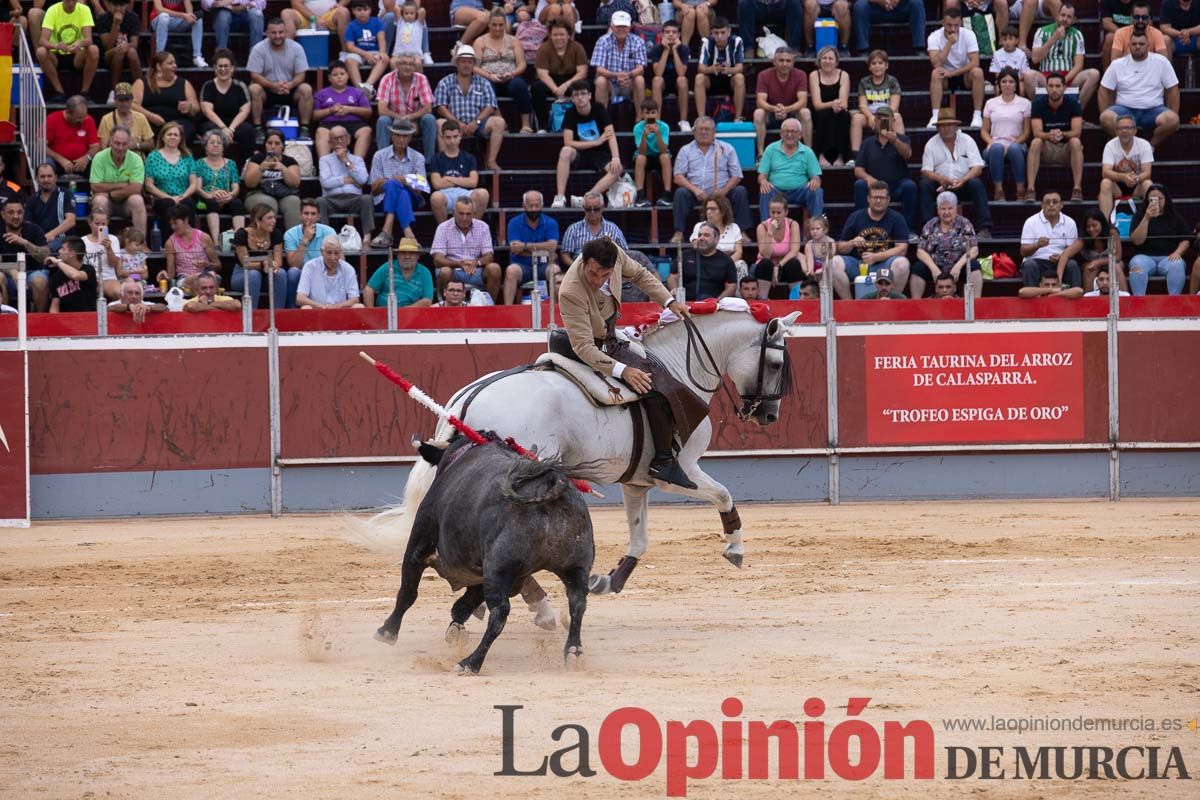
[344,0,389,97]
[633,99,674,208]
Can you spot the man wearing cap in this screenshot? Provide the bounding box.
[367,118,427,249]
[852,106,915,229]
[98,83,155,153]
[590,11,648,120]
[919,108,992,239]
[505,190,560,305]
[364,237,434,308]
[860,267,906,299]
[45,95,100,176]
[433,45,507,171]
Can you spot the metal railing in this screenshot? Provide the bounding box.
[16,26,47,177]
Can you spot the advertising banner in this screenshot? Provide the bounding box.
[865,332,1085,445]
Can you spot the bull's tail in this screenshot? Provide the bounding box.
[500,457,600,505]
[342,456,438,554]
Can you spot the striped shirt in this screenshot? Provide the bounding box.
[698,35,744,68]
[560,219,627,257]
[590,32,647,73]
[673,140,744,192]
[378,70,434,117]
[1032,24,1085,74]
[432,74,497,123]
[431,218,494,261]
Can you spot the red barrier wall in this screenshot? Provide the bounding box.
[0,350,26,521]
[1118,330,1200,443]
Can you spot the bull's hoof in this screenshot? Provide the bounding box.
[374,627,398,646]
[723,548,744,569]
[587,573,612,595]
[530,599,557,631]
[454,660,480,676]
[445,622,468,651]
[564,645,584,671]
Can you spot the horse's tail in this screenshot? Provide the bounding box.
[341,456,438,553]
[500,457,601,505]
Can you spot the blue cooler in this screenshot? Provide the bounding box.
[296,29,331,69]
[814,19,838,52]
[11,65,43,104]
[715,121,756,170]
[74,192,89,217]
[267,107,300,141]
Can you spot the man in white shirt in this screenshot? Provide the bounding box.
[1098,30,1180,146]
[1097,114,1153,217]
[1019,191,1082,288]
[296,236,365,309]
[926,7,985,129]
[1083,266,1130,297]
[919,109,992,239]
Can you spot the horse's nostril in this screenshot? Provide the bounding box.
[766,414,778,423]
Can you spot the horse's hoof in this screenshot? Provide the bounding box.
[564,646,584,671]
[445,622,468,650]
[454,660,479,676]
[588,573,612,595]
[472,603,486,620]
[530,599,557,631]
[373,627,398,646]
[723,549,744,569]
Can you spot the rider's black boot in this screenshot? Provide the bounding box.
[644,394,697,490]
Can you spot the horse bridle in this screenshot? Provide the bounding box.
[682,316,790,422]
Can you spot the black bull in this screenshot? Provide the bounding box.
[374,434,595,674]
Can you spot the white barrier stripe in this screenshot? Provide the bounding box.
[834,319,1109,336]
[20,335,270,351]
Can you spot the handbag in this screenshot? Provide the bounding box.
[991,252,1017,279]
[549,99,571,132]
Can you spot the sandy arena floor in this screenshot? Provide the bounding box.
[2,500,1199,798]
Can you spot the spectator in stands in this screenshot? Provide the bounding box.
[505,190,560,304]
[1026,2,1101,110]
[933,271,958,298]
[533,20,590,131]
[753,48,811,158]
[1099,31,1180,147]
[195,131,246,247]
[1019,0,1063,48]
[28,163,77,255]
[695,17,746,124]
[243,130,303,231]
[738,0,802,57]
[860,266,906,299]
[133,53,200,143]
[248,18,315,141]
[376,53,437,156]
[368,118,427,248]
[1098,114,1153,217]
[738,273,759,300]
[364,236,434,307]
[1079,208,1128,292]
[946,0,1011,46]
[851,0,925,56]
[234,204,299,308]
[434,45,506,171]
[673,0,715,47]
[797,277,820,299]
[145,122,199,233]
[449,0,491,45]
[317,125,377,238]
[82,205,121,300]
[314,61,374,160]
[436,277,469,306]
[989,26,1031,86]
[1109,0,1172,65]
[981,68,1031,202]
[47,238,99,313]
[475,8,535,133]
[1161,0,1200,58]
[919,109,992,239]
[95,0,142,88]
[108,279,166,321]
[536,0,577,28]
[927,7,984,129]
[558,191,627,268]
[4,0,32,39]
[428,121,489,223]
[1025,73,1083,202]
[161,205,220,293]
[343,0,389,95]
[670,116,753,244]
[387,0,431,64]
[677,222,737,300]
[1019,270,1083,298]
[1100,0,1135,62]
[1084,265,1130,296]
[45,96,99,177]
[0,198,50,312]
[690,194,745,272]
[633,99,674,208]
[185,270,242,311]
[754,194,805,299]
[118,227,150,282]
[801,213,834,280]
[552,79,622,208]
[809,46,852,166]
[852,106,915,230]
[200,49,256,162]
[1128,184,1190,295]
[285,199,337,268]
[757,117,823,220]
[282,0,351,40]
[648,20,691,126]
[296,237,365,309]
[34,0,101,104]
[0,156,21,207]
[590,11,647,121]
[915,191,981,299]
[99,83,155,154]
[850,50,904,155]
[830,180,911,298]
[431,195,501,300]
[803,0,850,56]
[1020,191,1082,288]
[205,0,265,50]
[151,0,206,68]
[90,127,149,236]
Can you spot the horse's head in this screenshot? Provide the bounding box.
[726,311,800,426]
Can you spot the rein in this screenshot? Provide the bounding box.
[679,315,790,422]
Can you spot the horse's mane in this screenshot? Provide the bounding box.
[637,308,762,344]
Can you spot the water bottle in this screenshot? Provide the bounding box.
[309,15,317,29]
[149,220,162,252]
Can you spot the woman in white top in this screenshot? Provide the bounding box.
[82,206,124,301]
[980,67,1031,202]
[689,194,745,274]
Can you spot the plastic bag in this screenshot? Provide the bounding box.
[164,286,186,312]
[338,224,363,254]
[757,27,786,59]
[606,173,637,209]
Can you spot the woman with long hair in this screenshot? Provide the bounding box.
[232,204,301,309]
[475,9,534,133]
[809,47,852,167]
[133,52,199,143]
[1129,184,1190,295]
[1079,209,1128,293]
[195,131,246,247]
[980,67,1031,202]
[754,194,805,299]
[242,130,303,231]
[82,206,123,301]
[689,194,745,273]
[198,48,255,162]
[144,121,199,232]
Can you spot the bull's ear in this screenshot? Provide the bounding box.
[418,442,446,465]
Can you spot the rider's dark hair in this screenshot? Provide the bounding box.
[580,238,619,269]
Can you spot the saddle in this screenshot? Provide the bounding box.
[539,330,643,407]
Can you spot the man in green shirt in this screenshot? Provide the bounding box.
[32,0,101,102]
[1025,2,1101,110]
[363,237,434,308]
[89,126,147,236]
[756,117,823,221]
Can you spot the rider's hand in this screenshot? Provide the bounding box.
[668,300,691,318]
[622,367,653,394]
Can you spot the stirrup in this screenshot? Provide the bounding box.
[649,457,697,490]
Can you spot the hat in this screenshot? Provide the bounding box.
[610,10,632,26]
[389,119,416,135]
[874,106,893,118]
[396,237,420,252]
[114,82,134,99]
[875,268,893,284]
[934,108,961,126]
[454,43,476,59]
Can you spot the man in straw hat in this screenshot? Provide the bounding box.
[363,236,434,308]
[919,108,992,239]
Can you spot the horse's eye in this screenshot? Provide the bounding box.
[768,362,781,371]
